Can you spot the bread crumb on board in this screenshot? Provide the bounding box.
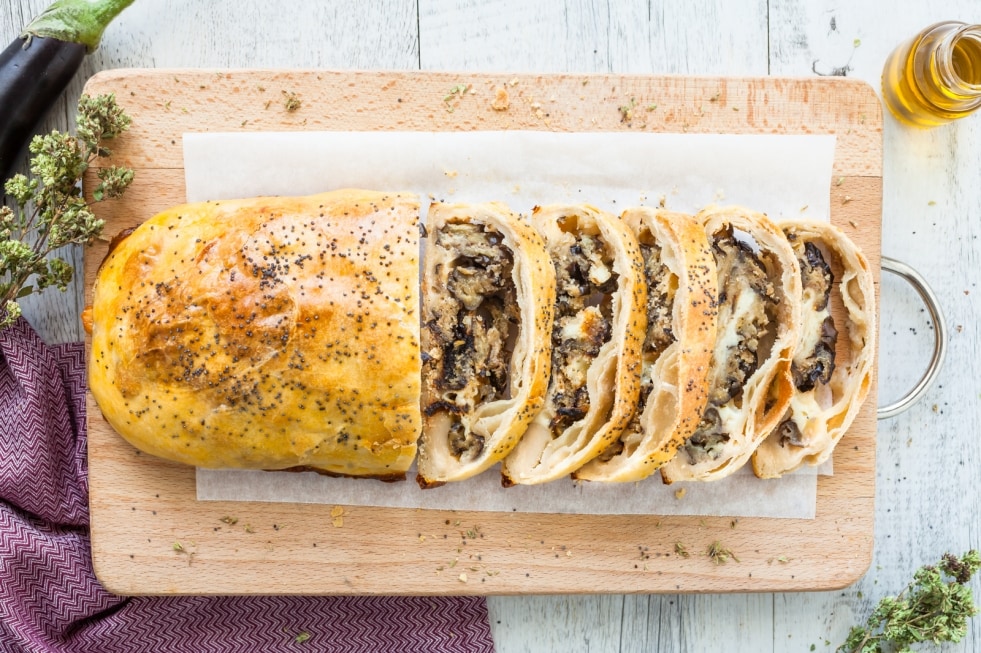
[330,505,346,527]
[492,86,510,111]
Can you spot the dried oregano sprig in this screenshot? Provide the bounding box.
[838,550,981,653]
[1,93,132,328]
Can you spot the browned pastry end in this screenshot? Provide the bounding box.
[88,189,422,479]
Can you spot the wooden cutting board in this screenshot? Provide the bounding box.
[82,69,881,595]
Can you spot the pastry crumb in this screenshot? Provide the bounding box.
[491,87,510,111]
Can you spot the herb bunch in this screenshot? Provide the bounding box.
[839,550,981,653]
[1,93,133,328]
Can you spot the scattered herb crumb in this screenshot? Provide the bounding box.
[707,541,739,565]
[172,541,196,565]
[618,96,637,124]
[444,83,469,102]
[282,90,301,112]
[294,632,311,644]
[675,542,690,558]
[674,488,687,500]
[928,200,937,206]
[220,516,238,526]
[853,38,862,48]
[443,83,471,112]
[836,176,845,186]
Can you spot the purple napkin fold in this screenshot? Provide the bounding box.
[0,318,495,653]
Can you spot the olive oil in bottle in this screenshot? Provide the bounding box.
[882,21,981,127]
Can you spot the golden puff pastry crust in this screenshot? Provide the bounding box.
[574,208,718,482]
[417,202,556,487]
[752,220,876,478]
[88,189,422,480]
[502,204,646,485]
[660,206,802,483]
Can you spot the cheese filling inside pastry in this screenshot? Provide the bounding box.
[502,205,645,485]
[425,222,519,456]
[613,241,675,446]
[775,239,838,446]
[550,231,617,434]
[752,221,876,478]
[660,206,801,483]
[418,202,555,486]
[683,225,777,465]
[574,208,717,482]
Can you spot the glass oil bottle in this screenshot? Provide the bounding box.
[882,21,981,127]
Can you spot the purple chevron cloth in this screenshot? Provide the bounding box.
[0,318,494,653]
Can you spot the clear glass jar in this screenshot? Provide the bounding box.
[882,21,981,127]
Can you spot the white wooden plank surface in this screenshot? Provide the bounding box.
[4,1,979,651]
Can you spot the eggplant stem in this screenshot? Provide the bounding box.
[22,0,136,53]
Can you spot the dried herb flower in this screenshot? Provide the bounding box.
[1,93,132,328]
[839,550,981,653]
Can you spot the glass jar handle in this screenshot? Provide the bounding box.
[877,257,947,419]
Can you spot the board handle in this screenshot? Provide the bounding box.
[877,257,947,420]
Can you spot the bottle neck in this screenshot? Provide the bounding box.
[934,24,981,99]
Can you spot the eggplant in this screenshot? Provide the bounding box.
[1,0,134,181]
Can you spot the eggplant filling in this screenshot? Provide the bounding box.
[425,221,518,460]
[598,241,675,462]
[777,237,839,448]
[549,231,616,437]
[684,226,776,465]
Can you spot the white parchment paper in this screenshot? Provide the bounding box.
[184,130,836,518]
